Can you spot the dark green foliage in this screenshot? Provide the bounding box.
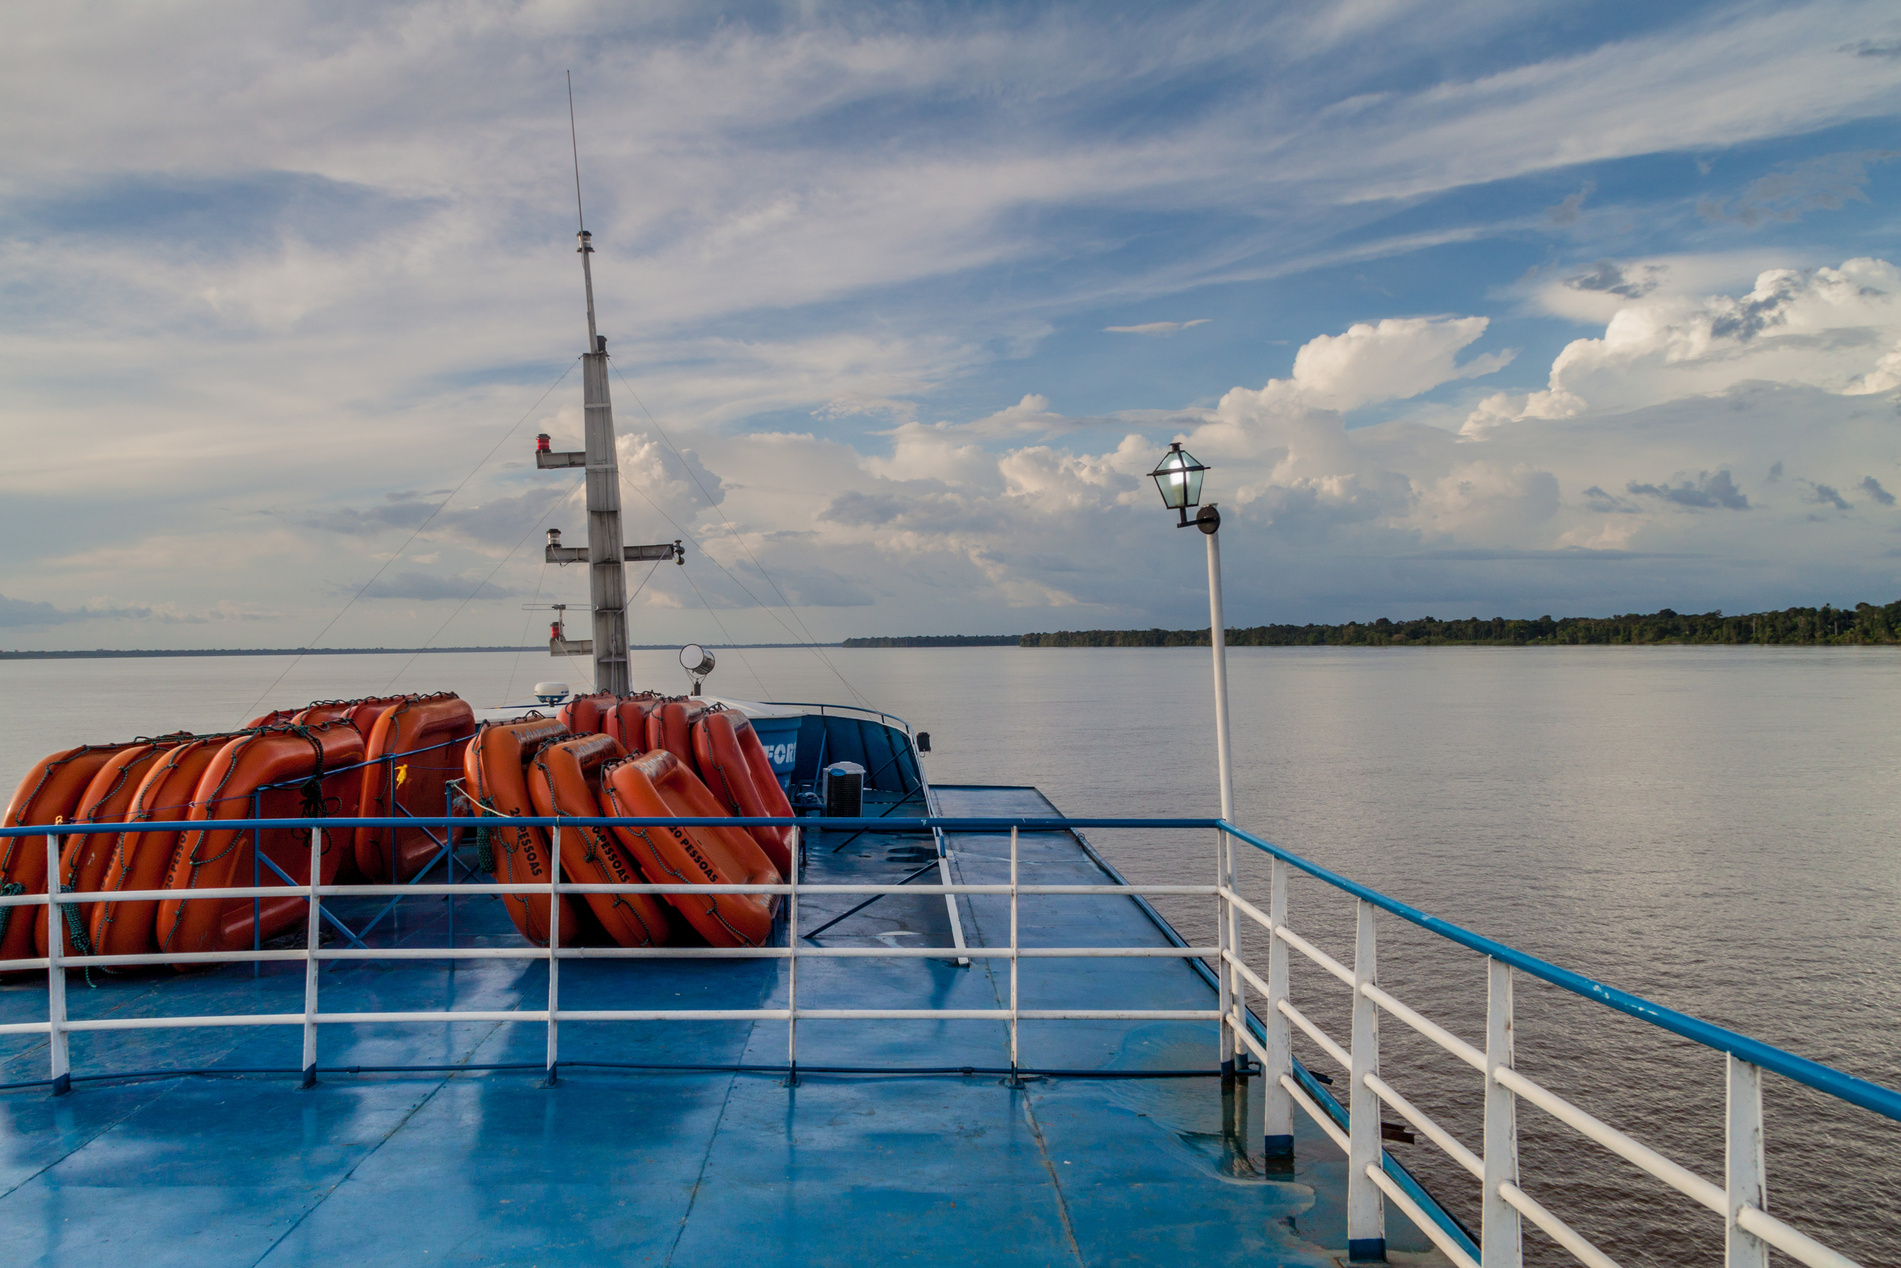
[1020,600,1901,648]
[842,635,1023,647]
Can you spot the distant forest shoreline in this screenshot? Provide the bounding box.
[0,643,820,661]
[7,602,1896,659]
[849,600,1901,648]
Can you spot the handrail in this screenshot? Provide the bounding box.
[0,815,1221,835]
[759,701,914,736]
[2,811,1894,1124]
[1217,820,1901,1125]
[254,732,467,790]
[0,807,1890,1264]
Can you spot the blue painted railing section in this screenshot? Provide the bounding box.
[2,811,1893,1127]
[1213,822,1901,1127]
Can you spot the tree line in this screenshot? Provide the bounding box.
[1017,600,1901,648]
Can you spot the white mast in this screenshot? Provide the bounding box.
[536,78,681,695]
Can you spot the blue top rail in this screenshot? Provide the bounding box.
[758,701,914,735]
[3,812,1896,1126]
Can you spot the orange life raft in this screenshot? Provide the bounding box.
[155,722,366,959]
[646,699,708,770]
[293,695,406,733]
[691,709,797,876]
[556,692,617,736]
[462,717,595,946]
[527,734,673,947]
[91,735,236,958]
[602,695,662,753]
[1,743,139,964]
[36,738,189,956]
[353,692,475,881]
[601,749,781,948]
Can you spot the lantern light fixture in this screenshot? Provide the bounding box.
[1149,441,1219,532]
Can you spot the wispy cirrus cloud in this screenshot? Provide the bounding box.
[1105,319,1210,335]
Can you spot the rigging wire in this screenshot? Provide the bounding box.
[609,361,870,707]
[677,567,770,699]
[237,358,581,724]
[501,561,550,708]
[623,559,664,617]
[567,71,587,234]
[381,476,588,691]
[612,470,847,698]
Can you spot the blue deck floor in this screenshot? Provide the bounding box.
[0,785,1450,1266]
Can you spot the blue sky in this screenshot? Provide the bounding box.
[2,1,1900,652]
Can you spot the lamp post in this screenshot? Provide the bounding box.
[1150,441,1240,1099]
[1148,443,1233,821]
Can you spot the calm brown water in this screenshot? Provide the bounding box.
[1,644,1896,1264]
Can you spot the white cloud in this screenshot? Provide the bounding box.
[4,8,1901,643]
[1104,319,1210,335]
[1465,258,1901,433]
[1205,315,1509,425]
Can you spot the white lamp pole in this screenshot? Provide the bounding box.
[1149,442,1239,1090]
[1147,442,1234,818]
[1204,519,1234,821]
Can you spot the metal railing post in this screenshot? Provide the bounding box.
[1008,825,1021,1087]
[1216,828,1234,1083]
[545,824,560,1087]
[1262,856,1293,1157]
[786,842,799,1087]
[1482,957,1520,1267]
[1224,826,1245,1078]
[1726,1055,1769,1268]
[302,826,322,1088]
[1347,898,1384,1261]
[46,830,69,1096]
[251,792,262,978]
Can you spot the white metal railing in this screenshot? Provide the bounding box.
[1213,820,1894,1268]
[0,812,1895,1268]
[0,817,1222,1093]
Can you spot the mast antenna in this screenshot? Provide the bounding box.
[567,70,598,347]
[534,71,681,696]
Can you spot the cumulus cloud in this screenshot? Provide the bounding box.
[1805,482,1851,511]
[1565,260,1665,299]
[1465,258,1901,434]
[1626,470,1750,511]
[1217,316,1512,419]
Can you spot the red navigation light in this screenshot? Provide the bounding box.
[536,433,551,453]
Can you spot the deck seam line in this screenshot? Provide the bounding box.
[1020,1086,1087,1265]
[946,823,1087,1268]
[662,928,776,1268]
[243,1018,506,1268]
[661,1027,753,1265]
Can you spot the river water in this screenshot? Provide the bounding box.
[2,645,1896,1264]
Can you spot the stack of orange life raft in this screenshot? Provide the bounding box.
[463,696,791,949]
[0,691,794,971]
[0,692,475,968]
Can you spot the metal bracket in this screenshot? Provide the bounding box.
[546,541,684,565]
[536,450,586,469]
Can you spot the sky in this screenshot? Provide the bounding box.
[2,1,1900,651]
